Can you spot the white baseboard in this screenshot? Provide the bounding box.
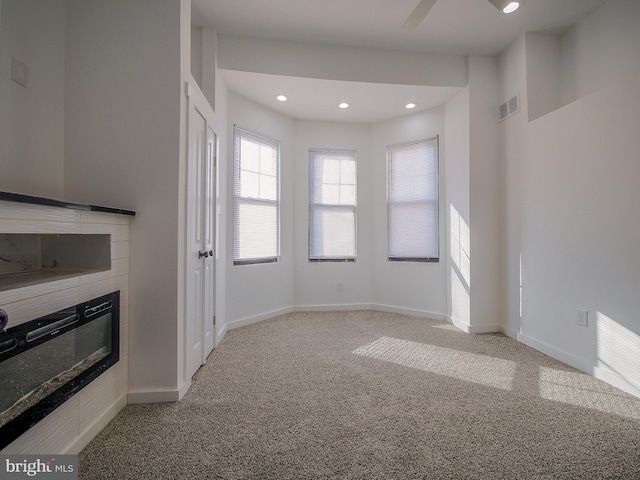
[177,379,192,401]
[225,306,295,332]
[501,326,519,339]
[373,303,447,321]
[468,323,504,334]
[449,316,470,333]
[518,332,593,374]
[222,304,447,338]
[295,303,373,312]
[65,394,127,454]
[127,389,181,404]
[447,315,513,335]
[216,323,228,346]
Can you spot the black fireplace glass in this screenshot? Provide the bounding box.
[0,291,119,449]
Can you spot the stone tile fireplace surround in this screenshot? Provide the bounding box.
[0,192,133,454]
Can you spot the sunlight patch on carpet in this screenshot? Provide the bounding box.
[539,366,640,420]
[353,336,516,391]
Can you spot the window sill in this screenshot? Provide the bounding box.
[233,257,279,266]
[309,258,356,263]
[388,257,439,263]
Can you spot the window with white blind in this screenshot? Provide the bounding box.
[387,137,439,262]
[309,148,357,261]
[233,125,280,265]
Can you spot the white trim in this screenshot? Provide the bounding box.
[295,303,373,312]
[373,303,447,321]
[501,326,519,340]
[468,323,503,334]
[216,322,229,345]
[222,304,449,337]
[226,306,294,331]
[127,389,181,404]
[449,315,471,333]
[65,394,127,454]
[177,379,192,400]
[185,77,215,120]
[447,315,506,335]
[518,331,593,374]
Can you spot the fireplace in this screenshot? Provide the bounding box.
[0,291,120,449]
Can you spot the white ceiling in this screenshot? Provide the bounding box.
[193,0,608,56]
[221,70,463,124]
[192,0,610,123]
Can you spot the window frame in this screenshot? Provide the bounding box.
[233,125,281,266]
[308,148,358,262]
[386,136,440,263]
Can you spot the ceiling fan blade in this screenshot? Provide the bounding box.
[401,0,437,33]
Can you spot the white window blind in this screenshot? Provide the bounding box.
[309,148,357,261]
[387,137,439,262]
[233,125,280,265]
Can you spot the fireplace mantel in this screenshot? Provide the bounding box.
[0,191,136,217]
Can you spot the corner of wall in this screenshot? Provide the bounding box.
[525,32,561,122]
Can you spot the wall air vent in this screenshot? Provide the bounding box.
[499,93,520,122]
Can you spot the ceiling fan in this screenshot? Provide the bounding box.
[401,0,524,33]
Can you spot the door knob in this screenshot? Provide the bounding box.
[198,250,209,259]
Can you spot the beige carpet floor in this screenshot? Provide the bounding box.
[80,310,640,479]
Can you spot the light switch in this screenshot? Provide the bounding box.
[577,310,588,327]
[11,57,28,88]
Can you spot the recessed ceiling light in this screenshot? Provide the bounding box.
[405,103,417,109]
[488,0,523,14]
[339,102,349,109]
[503,2,520,13]
[276,94,288,102]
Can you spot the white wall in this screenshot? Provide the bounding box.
[0,0,66,198]
[521,71,640,394]
[443,55,502,333]
[444,87,471,329]
[500,0,640,396]
[293,120,373,309]
[468,55,501,332]
[525,33,561,122]
[226,91,451,319]
[64,0,183,396]
[371,109,447,318]
[225,92,295,325]
[201,28,217,110]
[217,33,470,323]
[217,35,467,88]
[560,0,640,105]
[190,26,203,88]
[498,36,527,338]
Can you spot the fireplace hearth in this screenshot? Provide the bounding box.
[0,291,119,449]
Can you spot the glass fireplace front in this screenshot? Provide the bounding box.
[0,291,120,449]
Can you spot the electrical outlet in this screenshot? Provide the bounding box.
[577,310,588,327]
[336,281,344,292]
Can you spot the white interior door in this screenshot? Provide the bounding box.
[186,82,216,379]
